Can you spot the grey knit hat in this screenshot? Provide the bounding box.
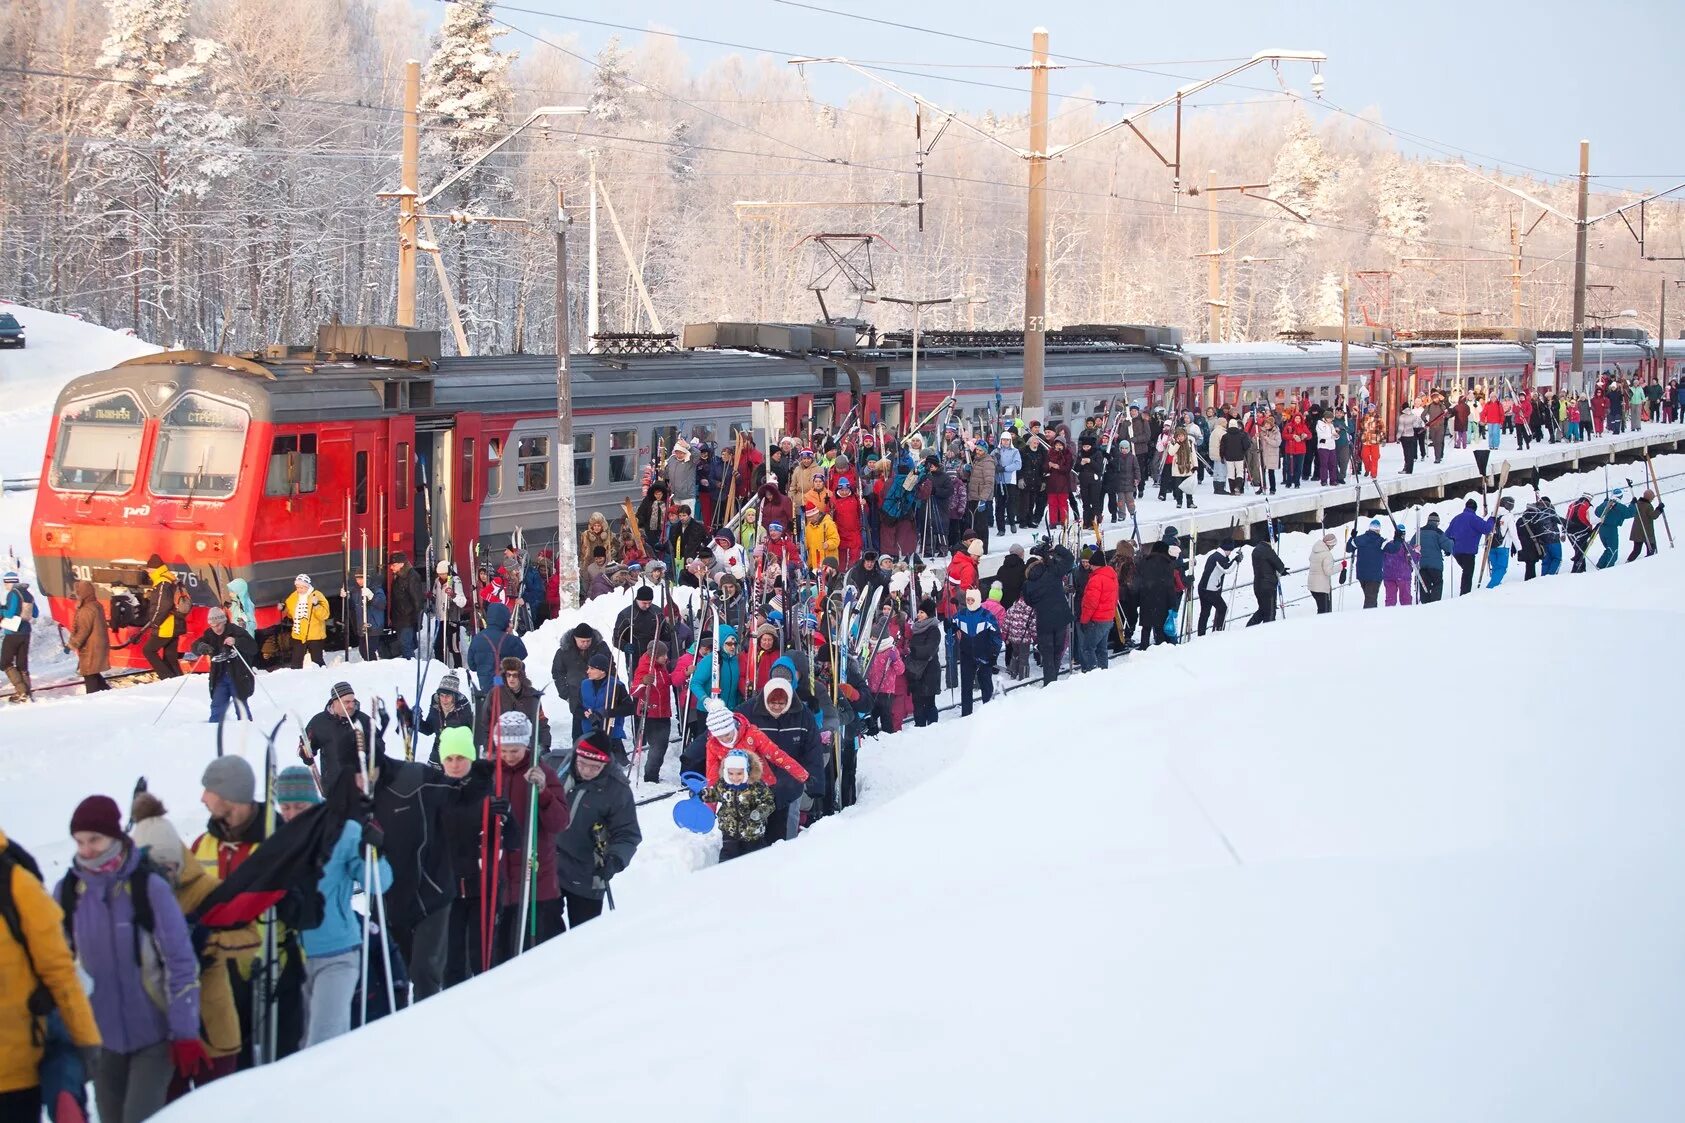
[201,755,256,804]
[497,711,533,748]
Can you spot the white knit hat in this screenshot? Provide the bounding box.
[497,711,533,748]
[704,698,737,743]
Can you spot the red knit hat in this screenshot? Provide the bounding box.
[69,795,123,839]
[575,732,615,764]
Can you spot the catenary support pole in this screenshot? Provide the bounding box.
[1568,140,1590,395]
[555,189,581,611]
[397,60,419,327]
[1021,27,1050,425]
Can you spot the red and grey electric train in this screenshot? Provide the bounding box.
[29,319,1679,667]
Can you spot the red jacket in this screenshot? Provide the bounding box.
[705,713,810,787]
[1079,563,1118,624]
[492,755,570,902]
[1479,399,1504,426]
[1044,446,1074,494]
[631,652,675,720]
[832,494,864,549]
[1283,418,1310,455]
[759,533,802,571]
[946,550,979,593]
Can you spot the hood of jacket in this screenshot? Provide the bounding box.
[484,602,512,633]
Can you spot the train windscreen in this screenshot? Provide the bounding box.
[50,391,145,494]
[148,392,248,499]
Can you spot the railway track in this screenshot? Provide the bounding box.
[1,667,159,702]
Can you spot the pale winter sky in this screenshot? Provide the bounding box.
[425,0,1685,193]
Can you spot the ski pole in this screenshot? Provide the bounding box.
[150,661,197,725]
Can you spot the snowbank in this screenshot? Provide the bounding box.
[0,303,160,478]
[118,547,1685,1122]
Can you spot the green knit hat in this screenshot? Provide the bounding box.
[438,727,476,762]
[273,766,320,805]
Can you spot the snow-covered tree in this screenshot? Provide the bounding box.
[588,36,631,123]
[1269,110,1338,237]
[1312,271,1345,326]
[420,0,515,175]
[1374,154,1429,249]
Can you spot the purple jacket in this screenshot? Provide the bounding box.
[1381,538,1419,582]
[1445,510,1494,555]
[60,846,201,1054]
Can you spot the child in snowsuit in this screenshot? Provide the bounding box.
[700,749,777,862]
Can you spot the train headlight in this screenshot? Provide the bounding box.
[196,538,208,553]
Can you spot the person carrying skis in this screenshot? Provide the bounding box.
[348,568,386,661]
[551,623,611,740]
[271,768,390,1049]
[473,657,553,756]
[1197,540,1239,635]
[699,749,778,862]
[466,602,527,700]
[1380,524,1420,606]
[59,795,204,1122]
[1564,492,1597,573]
[1627,489,1666,562]
[1486,496,1521,587]
[1247,528,1290,625]
[487,711,568,959]
[1347,518,1388,609]
[303,682,380,796]
[1516,497,1565,579]
[1410,511,1455,601]
[735,678,826,842]
[1077,547,1119,669]
[540,732,641,932]
[408,672,473,764]
[1307,532,1340,614]
[137,554,186,681]
[630,641,677,783]
[575,654,633,764]
[1446,499,1495,595]
[282,574,331,670]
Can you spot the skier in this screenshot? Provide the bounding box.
[407,672,473,764]
[551,623,611,740]
[1628,489,1665,561]
[952,588,1002,715]
[282,574,331,669]
[1564,492,1597,573]
[69,578,113,693]
[474,657,553,756]
[1486,496,1520,587]
[735,678,826,841]
[488,712,568,958]
[59,795,204,1123]
[1020,543,1075,682]
[465,603,526,699]
[1446,499,1495,595]
[1410,512,1455,601]
[1380,525,1420,606]
[348,569,385,661]
[1306,532,1340,614]
[1133,542,1181,647]
[188,608,258,724]
[138,554,186,680]
[386,553,428,659]
[271,768,389,1048]
[1246,528,1290,625]
[541,732,641,931]
[575,654,632,764]
[1347,518,1387,609]
[1516,497,1565,579]
[1076,547,1119,669]
[1197,540,1239,635]
[302,682,379,796]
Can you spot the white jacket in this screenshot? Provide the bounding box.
[1315,419,1338,451]
[1307,540,1340,594]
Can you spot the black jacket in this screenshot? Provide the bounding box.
[735,695,828,805]
[1133,550,1179,600]
[993,553,1026,609]
[1250,540,1288,585]
[388,564,427,630]
[1021,547,1075,632]
[550,624,610,710]
[612,604,675,669]
[190,624,257,698]
[668,518,709,563]
[905,616,943,698]
[438,760,494,897]
[371,753,475,927]
[417,688,474,764]
[1220,427,1251,462]
[844,560,891,599]
[1076,432,1104,482]
[306,704,379,796]
[538,749,642,901]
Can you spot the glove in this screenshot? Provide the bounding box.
[361,817,385,852]
[599,853,625,881]
[171,1038,210,1078]
[488,797,512,822]
[362,587,375,601]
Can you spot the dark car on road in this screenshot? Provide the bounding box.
[0,312,23,348]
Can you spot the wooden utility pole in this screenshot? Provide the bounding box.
[1207,169,1222,342]
[1568,140,1590,393]
[554,189,580,611]
[397,60,419,327]
[1658,277,1666,386]
[587,154,599,348]
[1022,27,1050,424]
[1509,208,1523,335]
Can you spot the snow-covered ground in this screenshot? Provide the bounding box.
[0,532,1675,1121]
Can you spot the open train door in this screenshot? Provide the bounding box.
[413,417,455,572]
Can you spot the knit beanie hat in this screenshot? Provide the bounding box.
[497,711,533,748]
[575,731,616,764]
[438,672,461,696]
[967,538,984,557]
[202,755,256,804]
[129,795,186,874]
[762,678,792,704]
[988,585,1003,602]
[705,698,737,743]
[273,766,321,805]
[588,653,613,673]
[438,727,476,762]
[69,795,123,840]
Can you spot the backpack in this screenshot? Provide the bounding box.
[17,589,35,624]
[1567,499,1592,530]
[58,855,159,961]
[173,586,193,616]
[0,841,56,1023]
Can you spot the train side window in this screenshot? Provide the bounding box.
[264,434,318,497]
[395,442,409,510]
[355,451,369,514]
[651,425,680,461]
[485,438,502,498]
[1048,401,1064,420]
[609,428,639,484]
[689,423,715,445]
[574,431,595,487]
[458,438,475,504]
[516,434,550,493]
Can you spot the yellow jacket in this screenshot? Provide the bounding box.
[803,515,840,571]
[284,587,330,642]
[171,861,249,1058]
[0,827,101,1093]
[148,564,180,640]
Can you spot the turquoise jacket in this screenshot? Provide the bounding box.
[300,820,391,959]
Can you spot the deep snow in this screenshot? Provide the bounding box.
[4,541,1672,1122]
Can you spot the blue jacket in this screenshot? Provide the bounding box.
[466,603,527,696]
[1,587,32,636]
[300,820,391,960]
[520,566,546,614]
[1412,524,1454,571]
[352,583,386,635]
[578,674,629,739]
[1446,509,1494,555]
[1595,498,1636,547]
[688,624,742,707]
[953,606,1001,663]
[1346,529,1387,583]
[995,444,1023,484]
